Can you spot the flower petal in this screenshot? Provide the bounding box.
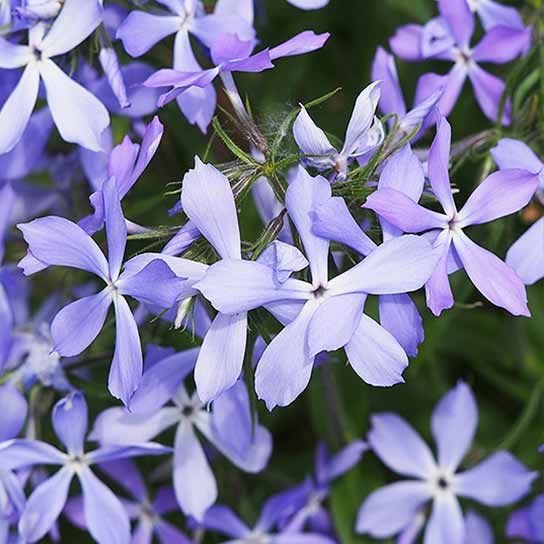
[306,293,366,357]
[108,294,143,404]
[18,467,73,543]
[18,216,109,279]
[194,259,313,315]
[428,117,456,217]
[468,64,510,125]
[328,235,438,296]
[129,347,199,415]
[356,481,431,537]
[51,288,112,357]
[0,63,40,154]
[257,241,309,284]
[255,300,317,410]
[452,230,530,316]
[379,293,424,357]
[363,188,448,233]
[181,157,241,259]
[117,12,181,57]
[269,31,330,60]
[457,169,538,227]
[425,230,455,316]
[464,510,493,544]
[195,312,247,403]
[312,196,377,256]
[52,391,88,456]
[472,26,531,63]
[423,494,464,544]
[506,218,544,285]
[173,419,217,521]
[491,138,544,173]
[371,47,407,117]
[100,177,126,281]
[438,0,474,47]
[0,383,27,441]
[390,24,424,61]
[431,382,477,472]
[292,106,336,169]
[286,166,331,287]
[368,413,436,478]
[77,466,130,544]
[455,451,537,506]
[345,313,408,386]
[0,439,65,470]
[39,0,102,58]
[0,39,32,68]
[39,59,110,152]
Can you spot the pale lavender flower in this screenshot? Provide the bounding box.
[391,0,531,124]
[491,138,544,285]
[195,165,438,409]
[357,382,536,543]
[293,81,384,181]
[90,350,272,521]
[17,177,185,404]
[117,0,255,132]
[0,0,110,153]
[312,145,426,356]
[364,117,537,316]
[507,494,544,543]
[0,391,170,544]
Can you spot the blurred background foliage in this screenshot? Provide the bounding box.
[17,0,544,542]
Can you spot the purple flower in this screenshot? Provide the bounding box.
[371,47,442,139]
[0,391,170,543]
[200,498,337,543]
[391,0,531,124]
[65,459,191,544]
[195,165,438,409]
[364,117,537,316]
[312,145,426,356]
[0,0,110,153]
[491,138,544,285]
[356,382,536,542]
[117,0,255,132]
[507,494,544,543]
[143,30,330,116]
[90,350,272,521]
[17,177,186,404]
[293,81,384,181]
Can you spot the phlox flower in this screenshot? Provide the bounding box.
[0,0,110,153]
[195,165,438,409]
[90,347,272,521]
[391,0,531,124]
[0,391,170,544]
[17,178,186,404]
[364,117,537,316]
[357,382,536,543]
[507,494,544,543]
[293,81,384,181]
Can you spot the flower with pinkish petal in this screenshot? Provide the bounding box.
[17,177,186,404]
[0,0,110,153]
[391,0,531,124]
[357,382,536,543]
[293,81,384,181]
[90,349,272,522]
[364,117,537,316]
[117,0,255,132]
[0,391,170,544]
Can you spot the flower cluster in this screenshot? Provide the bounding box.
[0,0,543,543]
